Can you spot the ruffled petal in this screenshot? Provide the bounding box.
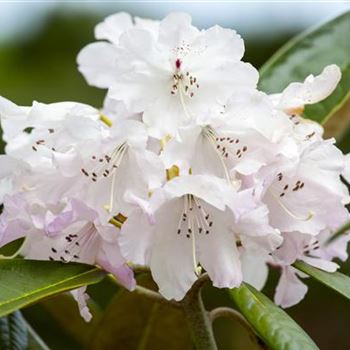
[278,65,341,111]
[274,267,308,308]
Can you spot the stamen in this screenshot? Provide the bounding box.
[178,81,193,121]
[83,143,128,214]
[99,114,113,127]
[188,196,199,276]
[202,127,233,184]
[176,195,214,276]
[49,224,96,263]
[269,190,314,221]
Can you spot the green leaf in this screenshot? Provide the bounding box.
[229,283,319,350]
[0,259,106,317]
[294,260,350,299]
[259,10,350,124]
[0,311,28,350]
[90,275,192,350]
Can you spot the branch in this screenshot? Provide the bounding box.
[189,272,210,293]
[181,274,217,350]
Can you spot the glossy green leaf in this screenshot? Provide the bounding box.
[294,260,350,299]
[229,283,319,350]
[259,10,350,124]
[90,275,192,350]
[0,311,28,350]
[0,259,106,317]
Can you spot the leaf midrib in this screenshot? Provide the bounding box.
[0,267,102,311]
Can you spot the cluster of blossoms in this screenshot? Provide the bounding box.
[1,12,350,320]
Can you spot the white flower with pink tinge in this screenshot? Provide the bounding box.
[120,174,280,301]
[259,138,349,236]
[0,197,135,321]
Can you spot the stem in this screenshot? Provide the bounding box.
[181,276,217,350]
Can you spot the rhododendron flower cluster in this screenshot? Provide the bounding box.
[1,12,350,320]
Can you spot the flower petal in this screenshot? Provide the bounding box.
[278,64,341,111]
[274,267,308,308]
[196,206,242,288]
[150,198,197,301]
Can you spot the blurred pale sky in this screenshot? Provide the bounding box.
[0,1,350,43]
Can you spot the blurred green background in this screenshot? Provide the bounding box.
[1,2,350,349]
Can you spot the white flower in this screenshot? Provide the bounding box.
[23,199,135,287]
[0,196,136,291]
[21,118,164,223]
[260,139,349,235]
[1,97,164,223]
[0,197,136,321]
[74,119,165,221]
[79,12,258,138]
[162,90,297,181]
[120,174,277,301]
[1,10,349,312]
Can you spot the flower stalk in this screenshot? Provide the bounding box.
[181,276,218,350]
